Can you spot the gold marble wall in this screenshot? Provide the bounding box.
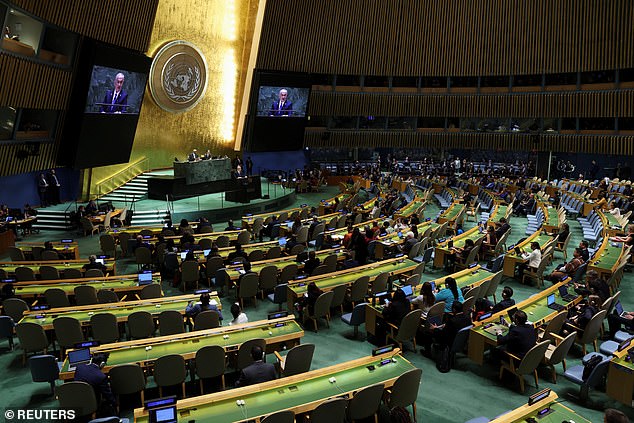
[89,0,260,190]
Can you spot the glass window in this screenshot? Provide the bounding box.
[619,118,634,130]
[336,75,359,86]
[510,118,539,132]
[545,72,577,86]
[422,76,446,88]
[360,116,386,130]
[387,117,416,130]
[513,74,542,87]
[481,76,509,87]
[392,76,418,88]
[39,26,77,66]
[579,118,614,131]
[619,68,634,83]
[311,74,333,86]
[450,76,478,87]
[417,117,444,129]
[16,109,57,139]
[331,116,357,129]
[561,118,576,130]
[0,106,17,140]
[580,70,615,84]
[307,115,329,126]
[363,75,389,88]
[2,8,43,57]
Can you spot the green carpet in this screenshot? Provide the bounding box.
[2,189,633,422]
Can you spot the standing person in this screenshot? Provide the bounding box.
[37,173,48,207]
[100,72,128,113]
[47,169,61,205]
[232,154,243,170]
[246,156,253,176]
[188,149,200,161]
[270,88,293,116]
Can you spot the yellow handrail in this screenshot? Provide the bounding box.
[93,157,149,198]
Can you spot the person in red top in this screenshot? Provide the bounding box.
[546,247,584,282]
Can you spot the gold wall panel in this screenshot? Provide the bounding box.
[89,0,260,185]
[257,0,634,76]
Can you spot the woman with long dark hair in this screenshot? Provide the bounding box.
[435,276,464,312]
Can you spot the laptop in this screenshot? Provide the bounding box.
[203,249,211,257]
[180,252,187,260]
[447,240,454,249]
[138,272,153,286]
[558,285,577,302]
[67,348,92,371]
[615,301,629,318]
[547,294,565,311]
[514,246,522,256]
[147,398,178,423]
[427,315,442,326]
[95,258,105,265]
[401,284,414,298]
[278,237,287,247]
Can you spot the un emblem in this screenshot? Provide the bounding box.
[149,40,208,113]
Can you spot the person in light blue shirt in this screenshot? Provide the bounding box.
[434,277,464,313]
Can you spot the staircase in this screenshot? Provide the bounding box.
[99,173,150,203]
[32,209,74,231]
[130,209,170,226]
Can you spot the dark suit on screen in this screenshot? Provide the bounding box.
[235,360,277,387]
[270,100,293,116]
[101,89,128,113]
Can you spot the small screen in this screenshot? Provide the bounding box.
[278,237,287,247]
[257,86,309,117]
[430,281,436,291]
[615,301,624,315]
[268,311,289,320]
[558,285,569,297]
[618,337,634,352]
[507,244,515,251]
[95,259,105,265]
[547,294,555,306]
[138,272,153,285]
[203,249,211,256]
[372,345,394,356]
[61,239,73,243]
[180,252,187,260]
[84,65,147,114]
[401,285,413,296]
[478,312,492,321]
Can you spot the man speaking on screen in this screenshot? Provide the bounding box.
[270,88,293,116]
[101,72,128,113]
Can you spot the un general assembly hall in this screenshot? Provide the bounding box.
[1,1,634,422]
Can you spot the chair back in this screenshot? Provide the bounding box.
[205,256,225,277]
[194,310,220,330]
[267,246,282,259]
[394,309,423,342]
[31,246,44,260]
[408,241,423,260]
[135,246,152,265]
[311,398,347,423]
[45,288,70,308]
[388,368,422,409]
[462,296,476,314]
[237,230,251,245]
[248,249,265,262]
[259,265,278,292]
[311,291,334,319]
[140,284,162,299]
[181,261,200,285]
[517,340,551,375]
[109,364,146,396]
[53,317,84,349]
[118,232,131,256]
[295,226,309,244]
[90,313,119,344]
[349,302,367,326]
[405,274,421,286]
[85,269,104,278]
[16,322,49,353]
[56,381,98,417]
[572,262,588,283]
[463,286,480,301]
[426,301,445,325]
[547,332,576,365]
[348,383,385,420]
[282,343,315,376]
[29,354,59,384]
[239,273,259,303]
[578,310,607,345]
[63,268,82,279]
[484,271,503,298]
[271,283,288,305]
[39,265,60,280]
[74,285,98,306]
[2,298,28,322]
[261,410,295,423]
[154,354,187,387]
[450,325,474,355]
[279,264,298,283]
[195,345,226,379]
[158,310,185,336]
[97,289,119,303]
[99,234,116,257]
[585,356,611,389]
[371,272,389,294]
[41,250,60,261]
[15,266,35,281]
[236,338,267,370]
[311,264,329,276]
[488,255,505,274]
[289,244,305,255]
[8,246,25,261]
[349,276,369,303]
[330,285,347,312]
[128,311,155,339]
[323,254,338,272]
[216,235,230,248]
[541,311,567,342]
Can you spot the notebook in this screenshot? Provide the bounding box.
[547,294,565,311]
[67,348,91,371]
[138,272,153,286]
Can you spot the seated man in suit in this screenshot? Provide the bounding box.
[83,255,107,273]
[495,309,537,359]
[74,353,116,411]
[303,250,321,276]
[491,286,515,313]
[188,149,199,162]
[235,345,277,387]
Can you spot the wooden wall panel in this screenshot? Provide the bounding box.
[307,90,634,119]
[304,131,634,156]
[9,0,158,52]
[258,0,634,76]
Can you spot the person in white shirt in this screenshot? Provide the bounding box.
[518,241,542,281]
[229,302,248,325]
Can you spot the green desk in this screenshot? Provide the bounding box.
[502,232,554,277]
[394,198,425,219]
[434,226,484,268]
[318,193,350,215]
[133,350,416,423]
[287,257,418,312]
[15,243,80,260]
[468,281,581,365]
[542,205,561,233]
[242,206,309,228]
[217,240,279,259]
[438,202,465,225]
[19,293,218,330]
[604,212,625,236]
[0,259,116,277]
[488,391,591,422]
[325,218,381,243]
[588,236,624,280]
[60,316,303,381]
[487,204,508,224]
[12,274,158,299]
[374,221,439,259]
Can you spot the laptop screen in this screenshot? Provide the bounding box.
[203,249,211,257]
[401,285,413,297]
[615,301,624,315]
[478,312,493,321]
[278,237,287,247]
[95,259,105,265]
[180,252,187,260]
[547,294,555,306]
[68,348,91,365]
[558,285,569,298]
[150,407,177,423]
[514,247,522,256]
[138,272,153,285]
